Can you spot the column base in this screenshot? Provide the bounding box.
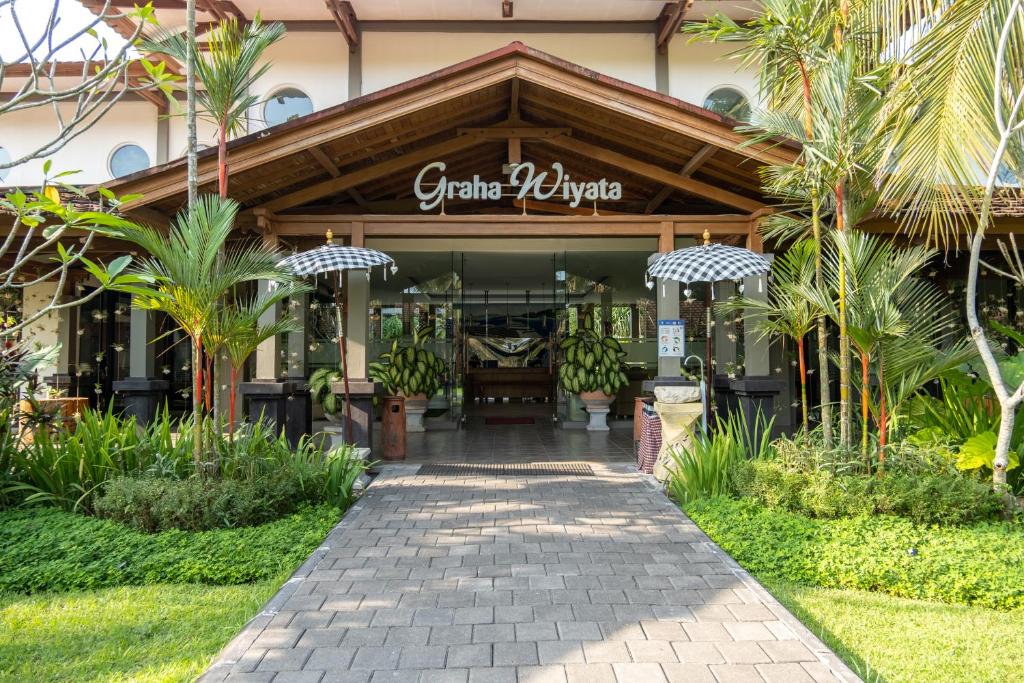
[112,378,170,425]
[330,379,378,449]
[728,376,784,443]
[239,380,311,448]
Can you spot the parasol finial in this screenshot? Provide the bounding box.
[325,229,334,244]
[702,229,711,246]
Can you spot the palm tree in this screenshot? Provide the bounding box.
[144,14,285,198]
[214,282,309,435]
[685,0,836,444]
[118,196,293,467]
[719,241,822,431]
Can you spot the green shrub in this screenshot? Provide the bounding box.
[734,460,1005,525]
[685,497,1024,610]
[94,472,306,532]
[666,408,775,504]
[0,505,339,593]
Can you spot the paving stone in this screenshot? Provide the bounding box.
[709,663,766,683]
[257,648,312,672]
[537,641,585,665]
[556,621,603,641]
[446,644,491,668]
[198,467,850,683]
[398,645,447,669]
[625,640,677,663]
[671,641,724,664]
[468,666,515,683]
[493,641,539,666]
[609,662,667,682]
[350,647,400,671]
[759,640,816,663]
[563,663,616,683]
[756,662,817,683]
[581,641,629,664]
[223,674,275,683]
[515,622,559,642]
[271,672,325,683]
[516,664,567,682]
[419,669,469,683]
[661,662,716,683]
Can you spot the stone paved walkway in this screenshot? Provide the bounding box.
[202,465,859,683]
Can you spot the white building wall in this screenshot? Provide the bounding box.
[362,33,657,93]
[0,32,756,187]
[0,101,158,187]
[248,32,350,132]
[667,40,759,109]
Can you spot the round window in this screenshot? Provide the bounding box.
[109,144,150,178]
[264,88,313,127]
[703,87,751,122]
[0,147,10,182]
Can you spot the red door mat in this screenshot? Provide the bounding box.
[484,417,536,425]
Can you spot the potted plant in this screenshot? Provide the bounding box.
[309,367,344,422]
[369,326,446,432]
[559,313,629,431]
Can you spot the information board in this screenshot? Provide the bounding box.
[657,319,686,358]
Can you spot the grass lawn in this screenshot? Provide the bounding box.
[764,580,1024,683]
[0,581,280,683]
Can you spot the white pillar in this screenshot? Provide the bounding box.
[128,305,156,377]
[743,258,773,376]
[345,269,370,379]
[715,281,737,371]
[254,278,283,380]
[21,282,72,394]
[656,278,680,377]
[287,291,308,379]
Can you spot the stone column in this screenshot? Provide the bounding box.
[240,276,311,447]
[714,281,738,371]
[287,291,308,379]
[332,267,377,448]
[113,304,168,424]
[21,282,74,396]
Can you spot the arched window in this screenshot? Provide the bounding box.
[703,87,751,122]
[264,88,313,127]
[0,147,10,182]
[109,144,150,178]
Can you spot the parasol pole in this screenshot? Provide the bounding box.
[327,231,354,441]
[702,229,715,430]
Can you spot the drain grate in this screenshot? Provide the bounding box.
[416,463,594,477]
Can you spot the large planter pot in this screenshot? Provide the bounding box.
[402,393,429,432]
[578,391,615,431]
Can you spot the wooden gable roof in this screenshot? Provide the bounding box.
[102,42,798,221]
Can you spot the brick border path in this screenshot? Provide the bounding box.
[201,464,860,683]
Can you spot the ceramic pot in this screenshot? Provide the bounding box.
[402,392,429,432]
[578,390,615,431]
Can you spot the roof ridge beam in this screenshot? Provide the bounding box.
[326,0,360,52]
[657,1,693,54]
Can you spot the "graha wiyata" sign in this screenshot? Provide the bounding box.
[413,161,623,211]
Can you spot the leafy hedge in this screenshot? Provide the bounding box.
[685,497,1024,610]
[0,505,339,594]
[732,460,1005,526]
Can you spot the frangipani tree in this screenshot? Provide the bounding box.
[720,241,822,432]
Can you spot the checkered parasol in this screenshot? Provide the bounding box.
[646,243,770,284]
[278,245,396,277]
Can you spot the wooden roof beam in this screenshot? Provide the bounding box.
[325,0,360,52]
[79,1,182,74]
[197,0,231,22]
[256,135,480,213]
[542,136,764,212]
[458,126,571,139]
[657,1,693,55]
[502,1,514,19]
[644,144,717,214]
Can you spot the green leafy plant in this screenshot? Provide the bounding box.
[685,497,1024,611]
[0,505,339,593]
[666,408,775,504]
[558,310,628,396]
[368,325,446,397]
[308,367,343,416]
[957,431,1021,474]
